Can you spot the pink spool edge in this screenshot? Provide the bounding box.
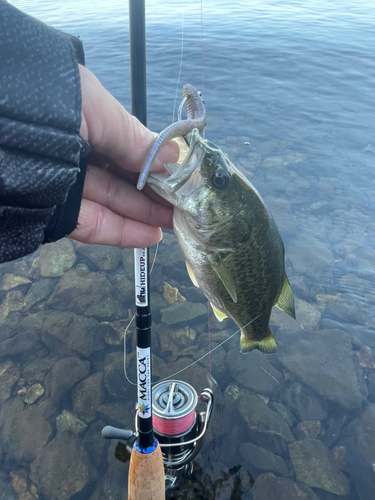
[153,410,195,436]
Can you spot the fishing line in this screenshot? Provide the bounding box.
[123,310,263,386]
[172,0,185,122]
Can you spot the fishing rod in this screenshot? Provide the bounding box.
[102,1,213,497]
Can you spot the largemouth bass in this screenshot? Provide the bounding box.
[147,128,295,353]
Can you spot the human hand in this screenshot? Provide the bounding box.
[68,65,179,248]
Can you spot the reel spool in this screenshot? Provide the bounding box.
[152,380,214,492]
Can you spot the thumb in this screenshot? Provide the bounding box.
[79,65,179,172]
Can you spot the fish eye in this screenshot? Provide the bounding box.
[210,171,230,190]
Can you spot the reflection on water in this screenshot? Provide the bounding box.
[2,0,375,499]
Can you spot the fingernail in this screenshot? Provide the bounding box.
[157,141,179,163]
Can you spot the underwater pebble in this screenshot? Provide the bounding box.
[162,282,186,304]
[24,383,44,404]
[56,410,87,435]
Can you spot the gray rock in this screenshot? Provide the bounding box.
[0,273,30,291]
[45,357,90,406]
[278,329,366,411]
[294,421,323,440]
[21,278,56,310]
[283,382,328,421]
[0,330,47,362]
[339,437,375,500]
[0,360,20,404]
[288,439,350,495]
[10,469,39,500]
[56,410,88,435]
[104,352,136,401]
[42,311,101,357]
[343,403,375,467]
[82,419,110,471]
[24,383,44,404]
[88,441,127,500]
[0,398,52,466]
[0,472,18,500]
[75,242,121,270]
[253,473,319,500]
[30,431,96,500]
[157,324,197,361]
[268,401,297,428]
[72,372,105,422]
[47,269,123,319]
[227,349,283,395]
[111,272,134,304]
[22,353,60,384]
[39,239,76,277]
[225,384,294,455]
[240,442,289,476]
[97,403,134,428]
[160,301,207,325]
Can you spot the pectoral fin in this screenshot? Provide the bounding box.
[211,303,228,322]
[211,258,238,303]
[185,261,199,288]
[275,274,295,319]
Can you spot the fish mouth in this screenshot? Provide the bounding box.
[146,128,204,202]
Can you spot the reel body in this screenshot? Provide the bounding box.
[102,379,213,494]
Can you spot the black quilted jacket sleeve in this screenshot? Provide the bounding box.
[0,1,91,263]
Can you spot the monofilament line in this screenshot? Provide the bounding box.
[172,0,185,123]
[123,310,263,386]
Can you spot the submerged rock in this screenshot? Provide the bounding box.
[0,472,18,500]
[226,349,283,395]
[24,383,44,404]
[75,242,121,270]
[239,442,289,476]
[288,439,349,495]
[0,398,52,466]
[72,372,105,423]
[56,410,88,435]
[10,469,39,500]
[44,357,90,406]
[0,360,20,404]
[253,473,319,500]
[162,282,186,304]
[283,382,328,421]
[39,238,76,277]
[21,278,56,311]
[0,273,31,291]
[160,300,207,325]
[47,269,123,319]
[343,403,375,467]
[30,431,96,500]
[42,311,101,357]
[225,384,293,455]
[278,329,366,411]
